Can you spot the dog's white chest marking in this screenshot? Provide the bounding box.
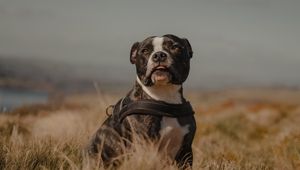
[159,117,189,159]
[136,77,182,104]
[136,77,189,158]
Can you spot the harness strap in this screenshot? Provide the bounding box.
[111,97,194,123]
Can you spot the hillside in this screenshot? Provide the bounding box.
[0,57,100,92]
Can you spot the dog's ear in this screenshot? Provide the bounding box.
[130,42,140,64]
[182,38,193,58]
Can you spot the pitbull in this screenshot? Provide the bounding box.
[87,34,196,168]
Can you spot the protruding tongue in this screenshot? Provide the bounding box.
[152,67,169,83]
[154,71,168,81]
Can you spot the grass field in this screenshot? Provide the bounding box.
[1,88,300,170]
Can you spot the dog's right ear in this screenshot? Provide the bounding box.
[130,42,140,64]
[182,38,193,58]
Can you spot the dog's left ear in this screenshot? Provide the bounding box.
[182,38,193,58]
[130,42,140,64]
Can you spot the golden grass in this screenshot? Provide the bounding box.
[1,88,300,170]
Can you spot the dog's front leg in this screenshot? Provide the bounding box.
[175,145,193,169]
[86,117,125,168]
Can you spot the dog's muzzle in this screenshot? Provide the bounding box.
[152,51,168,63]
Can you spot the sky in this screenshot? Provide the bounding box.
[0,0,299,89]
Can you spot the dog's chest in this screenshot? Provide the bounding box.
[159,117,189,158]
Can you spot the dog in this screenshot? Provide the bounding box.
[87,34,196,168]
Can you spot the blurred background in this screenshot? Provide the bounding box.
[1,2,300,169]
[0,0,300,110]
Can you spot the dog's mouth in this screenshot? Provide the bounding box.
[151,65,169,73]
[150,66,171,84]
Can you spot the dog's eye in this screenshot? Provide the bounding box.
[141,48,149,54]
[171,44,182,51]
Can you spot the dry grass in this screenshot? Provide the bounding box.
[1,88,300,170]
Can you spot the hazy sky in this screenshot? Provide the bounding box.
[0,0,299,88]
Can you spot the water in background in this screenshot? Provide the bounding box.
[0,88,48,112]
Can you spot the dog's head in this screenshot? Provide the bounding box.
[130,34,193,86]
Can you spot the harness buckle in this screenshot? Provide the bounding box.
[105,105,114,117]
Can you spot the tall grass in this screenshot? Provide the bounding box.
[1,88,300,169]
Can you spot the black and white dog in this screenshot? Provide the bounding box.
[87,34,196,168]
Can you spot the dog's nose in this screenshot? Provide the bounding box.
[152,52,167,62]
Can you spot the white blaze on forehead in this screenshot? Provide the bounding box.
[146,37,173,81]
[152,37,164,52]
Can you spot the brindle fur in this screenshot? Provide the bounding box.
[87,83,196,168]
[87,34,196,169]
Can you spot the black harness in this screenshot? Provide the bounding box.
[107,96,195,123]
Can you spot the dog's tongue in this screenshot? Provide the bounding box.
[155,74,167,81]
[153,70,168,81]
